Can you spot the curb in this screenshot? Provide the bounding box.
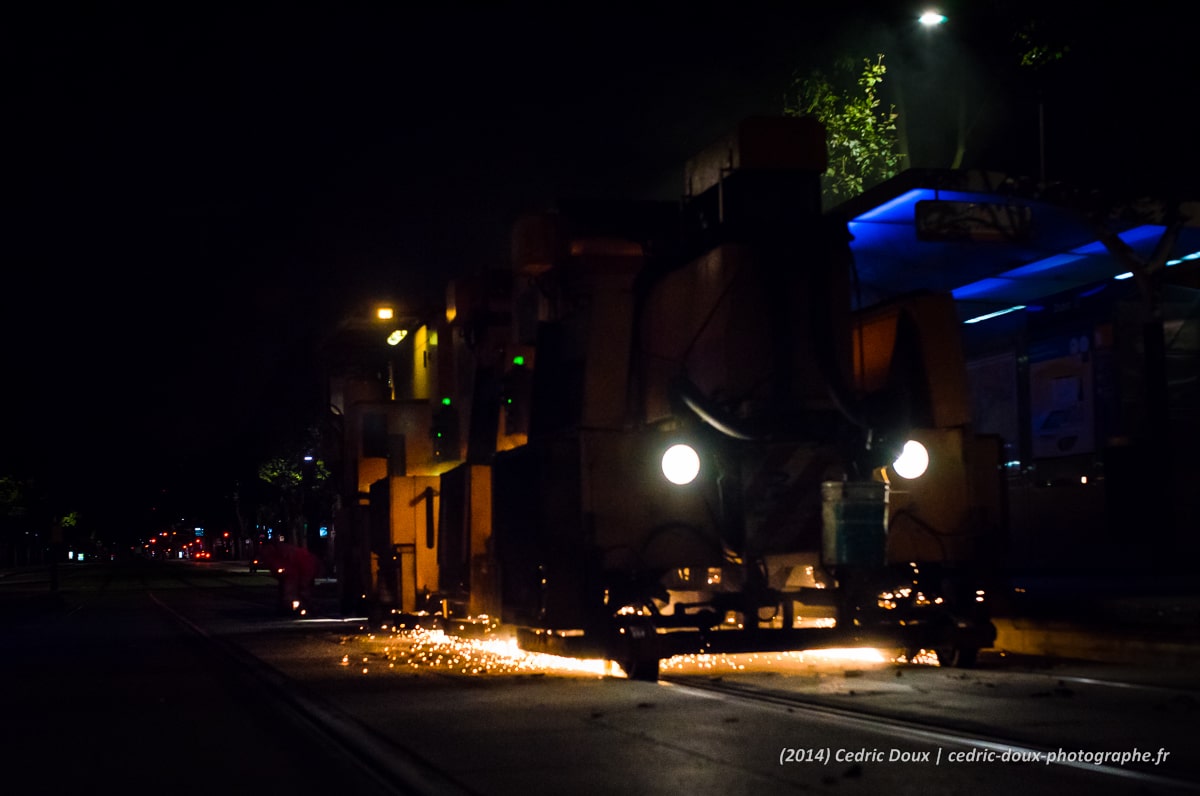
[991,617,1200,668]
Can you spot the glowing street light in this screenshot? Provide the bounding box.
[919,10,947,26]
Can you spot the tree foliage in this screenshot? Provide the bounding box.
[254,427,331,548]
[0,475,72,565]
[257,457,306,489]
[784,54,901,206]
[1012,19,1070,73]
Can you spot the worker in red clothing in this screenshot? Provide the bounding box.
[257,538,322,615]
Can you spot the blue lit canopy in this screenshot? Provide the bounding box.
[837,169,1200,323]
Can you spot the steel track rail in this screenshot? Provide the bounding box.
[1035,673,1200,696]
[660,675,1200,792]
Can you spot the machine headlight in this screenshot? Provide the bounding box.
[662,443,701,485]
[892,440,929,479]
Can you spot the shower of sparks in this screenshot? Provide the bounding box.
[336,625,622,678]
[906,648,941,666]
[330,619,938,680]
[660,647,906,674]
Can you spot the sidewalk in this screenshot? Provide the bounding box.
[987,571,1200,668]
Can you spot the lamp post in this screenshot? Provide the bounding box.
[320,297,418,613]
[894,10,967,170]
[921,10,966,169]
[373,303,411,400]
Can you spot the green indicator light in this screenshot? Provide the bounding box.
[441,397,452,406]
[513,355,525,366]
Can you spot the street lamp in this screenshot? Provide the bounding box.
[892,11,953,171]
[911,9,968,169]
[371,303,409,397]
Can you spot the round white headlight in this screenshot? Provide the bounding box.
[892,440,929,479]
[661,443,701,485]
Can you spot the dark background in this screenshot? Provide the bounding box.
[4,1,1196,540]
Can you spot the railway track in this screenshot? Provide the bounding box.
[104,562,1200,795]
[660,670,1200,793]
[150,583,478,796]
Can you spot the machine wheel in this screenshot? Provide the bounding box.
[935,645,979,668]
[619,653,661,682]
[612,615,661,681]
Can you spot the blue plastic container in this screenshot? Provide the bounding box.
[821,481,888,567]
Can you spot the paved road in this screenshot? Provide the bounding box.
[3,559,1197,795]
[0,560,398,796]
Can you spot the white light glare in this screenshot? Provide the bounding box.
[892,440,930,480]
[386,329,408,346]
[662,444,701,485]
[964,305,1025,324]
[919,11,947,26]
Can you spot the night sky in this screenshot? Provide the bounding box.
[5,2,1195,539]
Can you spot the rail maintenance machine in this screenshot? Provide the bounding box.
[428,116,1002,680]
